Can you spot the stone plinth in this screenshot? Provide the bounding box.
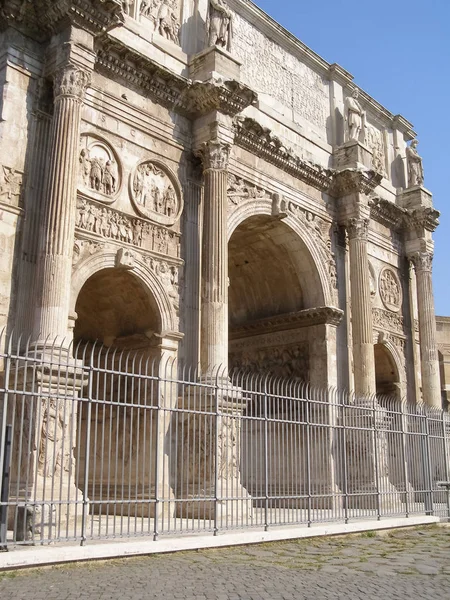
[189,46,241,82]
[174,386,252,524]
[7,357,86,542]
[398,185,433,210]
[335,140,373,171]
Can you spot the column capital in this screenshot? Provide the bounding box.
[195,139,231,171]
[53,64,91,101]
[409,251,433,273]
[346,217,369,241]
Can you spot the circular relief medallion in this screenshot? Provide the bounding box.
[78,135,121,203]
[379,267,402,313]
[130,160,182,227]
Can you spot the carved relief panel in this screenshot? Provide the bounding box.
[130,160,183,227]
[78,135,121,203]
[230,342,310,382]
[75,198,181,258]
[138,0,181,44]
[0,165,23,208]
[379,267,402,313]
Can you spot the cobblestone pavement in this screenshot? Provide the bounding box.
[1,526,450,599]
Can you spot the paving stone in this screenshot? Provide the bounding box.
[1,527,450,599]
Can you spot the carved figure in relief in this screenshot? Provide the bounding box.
[132,161,180,223]
[122,0,132,15]
[140,0,151,16]
[208,0,232,51]
[79,148,91,187]
[345,89,365,142]
[0,166,22,203]
[406,139,424,187]
[380,269,401,312]
[90,157,103,191]
[78,140,119,197]
[38,399,65,477]
[156,0,179,43]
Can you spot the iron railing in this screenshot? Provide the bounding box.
[0,332,449,547]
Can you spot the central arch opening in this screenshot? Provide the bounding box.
[229,215,335,509]
[74,268,163,518]
[228,215,325,382]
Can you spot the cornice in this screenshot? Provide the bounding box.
[331,169,383,197]
[0,0,124,40]
[229,307,344,340]
[234,117,333,192]
[407,206,440,233]
[96,38,256,118]
[370,198,406,231]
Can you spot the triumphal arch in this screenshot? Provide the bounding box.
[0,0,444,539]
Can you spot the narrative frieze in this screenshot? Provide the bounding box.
[230,328,308,353]
[76,198,180,257]
[372,307,404,333]
[230,342,309,381]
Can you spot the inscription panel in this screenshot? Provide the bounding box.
[232,13,329,134]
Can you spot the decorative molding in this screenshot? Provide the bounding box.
[54,65,91,101]
[332,169,383,197]
[234,117,332,192]
[409,251,433,273]
[75,197,180,257]
[369,198,405,231]
[406,207,440,234]
[197,140,231,171]
[347,217,369,241]
[229,307,343,340]
[96,38,256,117]
[0,0,125,39]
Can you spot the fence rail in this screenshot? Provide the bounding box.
[0,333,449,547]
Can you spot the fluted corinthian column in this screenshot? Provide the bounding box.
[33,65,91,348]
[197,139,230,374]
[410,251,441,407]
[347,218,376,396]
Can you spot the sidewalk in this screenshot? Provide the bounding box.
[1,523,449,599]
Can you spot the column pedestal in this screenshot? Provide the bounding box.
[8,359,85,542]
[174,385,252,525]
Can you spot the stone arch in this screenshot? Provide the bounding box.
[228,200,333,308]
[374,341,404,399]
[71,249,178,336]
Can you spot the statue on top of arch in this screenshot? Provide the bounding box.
[208,0,233,52]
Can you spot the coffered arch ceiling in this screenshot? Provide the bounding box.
[228,215,323,327]
[74,268,160,346]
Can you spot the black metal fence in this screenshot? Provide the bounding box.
[0,333,449,547]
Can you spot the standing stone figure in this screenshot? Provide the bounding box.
[208,0,232,51]
[157,0,179,43]
[345,89,365,142]
[406,139,424,187]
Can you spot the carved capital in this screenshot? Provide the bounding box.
[409,251,433,273]
[54,65,91,101]
[197,140,231,171]
[332,169,382,197]
[346,217,369,241]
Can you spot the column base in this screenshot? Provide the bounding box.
[175,482,252,523]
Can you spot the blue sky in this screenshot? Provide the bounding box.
[252,0,450,315]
